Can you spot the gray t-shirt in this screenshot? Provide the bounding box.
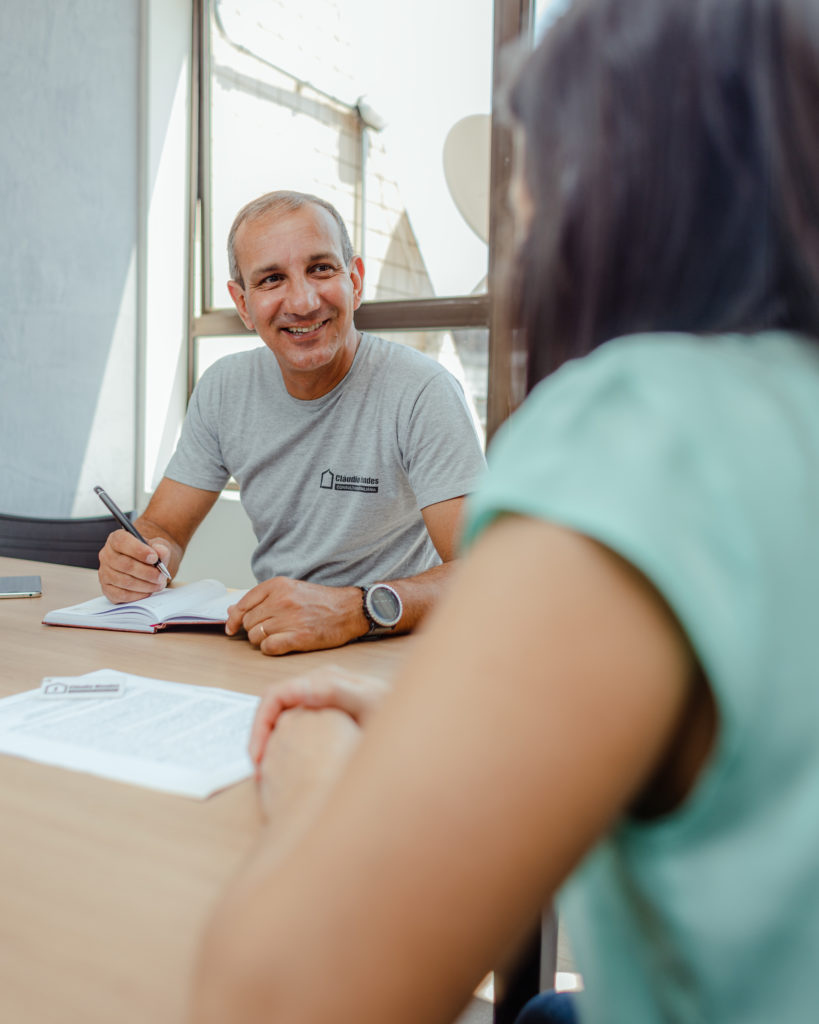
[165,333,486,585]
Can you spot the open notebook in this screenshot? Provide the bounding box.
[42,579,248,634]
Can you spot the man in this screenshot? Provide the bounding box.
[99,190,486,655]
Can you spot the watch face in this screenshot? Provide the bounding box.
[368,585,401,625]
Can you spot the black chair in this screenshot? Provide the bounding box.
[0,511,129,570]
[493,911,558,1024]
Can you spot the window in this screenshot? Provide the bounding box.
[189,0,534,445]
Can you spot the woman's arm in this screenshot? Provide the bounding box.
[191,516,697,1024]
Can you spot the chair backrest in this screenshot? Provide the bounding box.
[0,512,126,570]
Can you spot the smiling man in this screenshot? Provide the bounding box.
[97,191,486,655]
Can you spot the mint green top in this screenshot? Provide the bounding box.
[464,332,819,1023]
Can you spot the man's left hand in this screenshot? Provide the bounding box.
[225,577,367,655]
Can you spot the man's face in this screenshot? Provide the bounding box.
[227,204,364,397]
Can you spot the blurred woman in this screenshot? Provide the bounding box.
[191,1,819,1022]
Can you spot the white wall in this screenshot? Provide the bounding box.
[0,0,140,518]
[0,0,202,526]
[176,490,257,588]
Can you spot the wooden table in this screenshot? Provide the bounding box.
[0,556,411,1024]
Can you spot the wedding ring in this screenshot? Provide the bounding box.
[259,624,267,639]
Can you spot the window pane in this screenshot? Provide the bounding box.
[535,0,572,35]
[208,0,492,307]
[194,334,265,383]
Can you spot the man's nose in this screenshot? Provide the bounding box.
[285,277,320,316]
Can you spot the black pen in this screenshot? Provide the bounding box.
[93,485,172,581]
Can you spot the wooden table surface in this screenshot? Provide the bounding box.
[0,556,411,1024]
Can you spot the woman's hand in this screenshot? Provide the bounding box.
[257,706,362,825]
[248,666,392,767]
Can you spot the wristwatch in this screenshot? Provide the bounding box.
[358,583,402,637]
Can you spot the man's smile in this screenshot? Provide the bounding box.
[281,319,330,337]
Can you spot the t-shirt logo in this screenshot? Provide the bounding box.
[319,468,379,493]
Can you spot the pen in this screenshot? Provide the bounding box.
[93,486,173,581]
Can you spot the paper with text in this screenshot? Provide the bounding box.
[0,669,260,799]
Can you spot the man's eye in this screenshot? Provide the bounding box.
[261,274,283,285]
[311,264,335,274]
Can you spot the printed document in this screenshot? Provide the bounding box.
[0,669,260,799]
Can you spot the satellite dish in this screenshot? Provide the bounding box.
[443,114,491,244]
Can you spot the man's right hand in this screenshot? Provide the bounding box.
[98,528,172,603]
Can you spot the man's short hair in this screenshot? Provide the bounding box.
[227,190,355,287]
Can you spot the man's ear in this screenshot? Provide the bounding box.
[227,280,254,330]
[349,256,365,311]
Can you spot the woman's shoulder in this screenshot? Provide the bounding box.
[536,328,816,393]
[473,328,819,546]
[505,329,819,451]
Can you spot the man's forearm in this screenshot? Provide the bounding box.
[382,560,457,635]
[344,560,461,642]
[126,478,221,582]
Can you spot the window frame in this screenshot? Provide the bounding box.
[187,0,534,442]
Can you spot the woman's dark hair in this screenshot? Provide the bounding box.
[508,0,819,389]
